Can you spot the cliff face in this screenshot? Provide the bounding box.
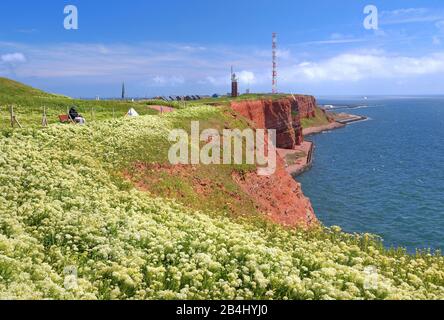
[231,95,317,149]
[233,155,316,227]
[293,95,317,119]
[231,98,302,149]
[230,96,317,227]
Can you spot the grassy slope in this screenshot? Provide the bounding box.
[195,94,291,107]
[125,107,259,218]
[0,79,443,300]
[0,78,158,129]
[300,107,331,129]
[0,106,443,300]
[0,78,56,97]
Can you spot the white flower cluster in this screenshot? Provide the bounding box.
[0,108,443,300]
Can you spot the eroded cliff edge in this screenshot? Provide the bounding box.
[230,95,320,227]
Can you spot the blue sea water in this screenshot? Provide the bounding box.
[298,96,444,253]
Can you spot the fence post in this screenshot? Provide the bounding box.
[42,106,48,127]
[9,105,22,128]
[9,105,14,128]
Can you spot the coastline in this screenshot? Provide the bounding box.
[277,141,314,177]
[284,113,366,176]
[302,121,345,136]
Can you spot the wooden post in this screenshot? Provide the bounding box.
[9,105,22,128]
[9,105,14,128]
[42,106,48,127]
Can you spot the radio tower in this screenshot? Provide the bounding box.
[272,32,278,94]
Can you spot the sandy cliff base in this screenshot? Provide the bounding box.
[277,141,314,176]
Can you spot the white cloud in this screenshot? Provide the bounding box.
[205,76,226,86]
[1,52,26,63]
[203,70,259,87]
[254,48,291,60]
[237,71,256,85]
[153,76,166,84]
[276,49,290,59]
[5,40,444,96]
[300,33,367,45]
[152,75,185,86]
[381,8,444,25]
[16,29,38,34]
[436,20,444,33]
[280,52,444,83]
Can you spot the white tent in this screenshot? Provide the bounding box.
[126,108,139,117]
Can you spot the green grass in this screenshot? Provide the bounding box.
[300,107,331,129]
[123,105,258,219]
[196,94,292,106]
[284,151,307,166]
[0,78,297,129]
[0,77,56,98]
[0,78,161,129]
[0,106,443,300]
[1,78,443,300]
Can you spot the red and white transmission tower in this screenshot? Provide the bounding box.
[272,32,278,94]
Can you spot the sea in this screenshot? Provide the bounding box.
[298,96,444,253]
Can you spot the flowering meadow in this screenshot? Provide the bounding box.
[0,106,443,300]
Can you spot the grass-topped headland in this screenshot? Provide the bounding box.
[0,77,160,129]
[300,106,332,129]
[0,104,443,299]
[0,78,443,300]
[0,78,290,130]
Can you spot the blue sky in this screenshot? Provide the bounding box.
[2,0,444,97]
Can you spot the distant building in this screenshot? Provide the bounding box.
[231,67,238,98]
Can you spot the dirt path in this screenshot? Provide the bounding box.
[147,105,175,113]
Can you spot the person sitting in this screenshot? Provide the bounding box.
[69,107,79,120]
[69,107,86,125]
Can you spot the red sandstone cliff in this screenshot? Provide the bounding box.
[231,98,302,148]
[293,95,317,119]
[231,95,317,148]
[233,154,316,227]
[230,96,317,227]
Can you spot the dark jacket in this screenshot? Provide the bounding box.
[69,107,79,120]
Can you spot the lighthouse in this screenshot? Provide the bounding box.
[231,66,238,98]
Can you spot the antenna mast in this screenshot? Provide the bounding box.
[272,32,278,94]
